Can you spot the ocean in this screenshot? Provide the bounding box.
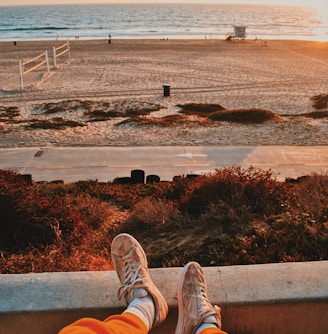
[0,3,327,42]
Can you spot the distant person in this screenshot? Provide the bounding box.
[59,233,226,334]
[13,41,16,46]
[108,34,112,44]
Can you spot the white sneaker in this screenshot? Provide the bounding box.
[175,262,222,334]
[111,233,168,328]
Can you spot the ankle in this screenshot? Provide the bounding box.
[125,291,155,331]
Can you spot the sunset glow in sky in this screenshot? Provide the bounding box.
[0,0,327,8]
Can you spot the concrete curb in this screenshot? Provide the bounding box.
[1,261,328,334]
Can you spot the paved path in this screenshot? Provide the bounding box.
[0,146,327,183]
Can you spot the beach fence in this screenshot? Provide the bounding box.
[53,41,70,68]
[18,41,70,90]
[19,51,50,90]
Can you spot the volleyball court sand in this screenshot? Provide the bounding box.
[0,39,327,147]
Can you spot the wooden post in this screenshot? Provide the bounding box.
[67,39,70,59]
[19,60,24,90]
[53,46,57,69]
[45,50,50,72]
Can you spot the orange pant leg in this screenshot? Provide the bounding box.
[200,327,228,334]
[59,312,147,334]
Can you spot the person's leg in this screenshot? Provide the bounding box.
[59,233,168,334]
[59,313,146,334]
[175,261,227,334]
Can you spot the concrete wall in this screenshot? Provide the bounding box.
[1,261,327,334]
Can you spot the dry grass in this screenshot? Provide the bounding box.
[116,114,208,127]
[116,104,283,128]
[0,99,165,131]
[2,100,318,134]
[32,99,163,118]
[0,167,327,273]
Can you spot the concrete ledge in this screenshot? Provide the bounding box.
[1,261,328,334]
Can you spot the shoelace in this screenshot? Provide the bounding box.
[198,281,217,320]
[117,256,148,301]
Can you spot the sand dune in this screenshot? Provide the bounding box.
[0,39,327,147]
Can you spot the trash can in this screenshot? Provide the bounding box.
[163,84,170,97]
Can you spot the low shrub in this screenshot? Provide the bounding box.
[0,168,327,273]
[302,111,328,119]
[178,166,286,217]
[122,198,177,230]
[177,103,226,116]
[116,114,207,127]
[0,106,20,118]
[311,94,328,110]
[209,108,283,123]
[0,170,81,252]
[26,118,85,129]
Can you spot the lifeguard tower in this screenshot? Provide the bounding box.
[226,25,247,42]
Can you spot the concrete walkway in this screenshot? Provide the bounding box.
[0,145,327,182]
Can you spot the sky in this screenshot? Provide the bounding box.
[0,0,327,8]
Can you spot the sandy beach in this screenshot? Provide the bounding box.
[0,39,327,147]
